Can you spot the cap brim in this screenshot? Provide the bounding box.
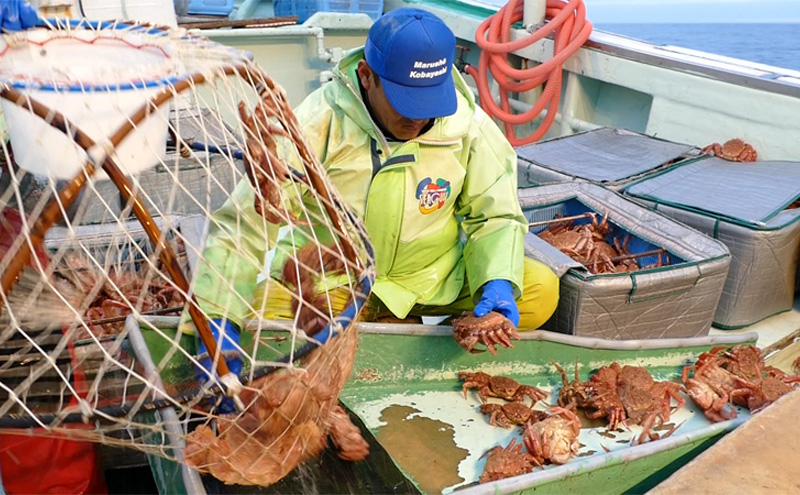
[380,70,457,120]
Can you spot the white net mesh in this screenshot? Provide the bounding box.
[0,19,374,486]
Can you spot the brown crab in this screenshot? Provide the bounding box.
[479,438,538,483]
[701,138,757,162]
[552,360,591,410]
[615,365,685,444]
[730,363,800,413]
[280,244,346,336]
[480,402,547,428]
[459,371,548,404]
[452,311,520,355]
[721,345,763,379]
[681,348,748,422]
[583,363,628,430]
[523,407,581,465]
[238,97,293,224]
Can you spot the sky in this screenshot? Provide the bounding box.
[582,0,800,23]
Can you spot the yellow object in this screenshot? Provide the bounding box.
[255,257,558,331]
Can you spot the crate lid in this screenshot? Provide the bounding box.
[516,127,695,183]
[625,157,800,225]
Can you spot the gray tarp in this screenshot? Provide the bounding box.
[626,157,800,225]
[517,127,696,188]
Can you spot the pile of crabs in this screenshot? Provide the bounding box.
[536,211,669,275]
[460,344,800,485]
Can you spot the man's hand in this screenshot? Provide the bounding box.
[0,0,39,31]
[195,319,243,414]
[474,279,520,327]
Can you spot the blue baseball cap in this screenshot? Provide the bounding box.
[364,8,457,120]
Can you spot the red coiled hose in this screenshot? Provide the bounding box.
[464,0,593,146]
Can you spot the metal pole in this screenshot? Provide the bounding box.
[523,0,547,31]
[125,316,206,495]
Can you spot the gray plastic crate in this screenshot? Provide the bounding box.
[520,183,730,340]
[517,127,698,191]
[68,153,243,225]
[625,156,800,329]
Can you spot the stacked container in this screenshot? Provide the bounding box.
[625,157,800,328]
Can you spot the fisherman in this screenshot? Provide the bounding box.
[187,8,560,390]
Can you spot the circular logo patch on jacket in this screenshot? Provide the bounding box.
[415,177,451,214]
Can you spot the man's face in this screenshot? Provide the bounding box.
[357,60,430,141]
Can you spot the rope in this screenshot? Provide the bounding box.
[463,0,593,146]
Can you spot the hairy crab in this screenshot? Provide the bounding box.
[720,345,763,379]
[452,312,520,355]
[681,347,749,422]
[280,244,346,336]
[615,365,685,444]
[238,96,294,224]
[583,363,628,430]
[552,360,591,409]
[701,138,757,162]
[459,371,548,404]
[479,438,538,483]
[523,407,581,465]
[728,354,800,413]
[185,324,367,485]
[480,402,547,428]
[537,212,643,275]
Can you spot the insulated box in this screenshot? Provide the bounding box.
[521,183,730,340]
[625,157,800,329]
[517,127,698,190]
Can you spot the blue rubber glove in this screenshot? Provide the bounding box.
[0,0,39,31]
[474,279,520,327]
[196,319,242,414]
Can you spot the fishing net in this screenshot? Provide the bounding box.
[0,19,374,486]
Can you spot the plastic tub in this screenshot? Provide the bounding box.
[185,0,234,16]
[274,0,383,23]
[0,26,178,179]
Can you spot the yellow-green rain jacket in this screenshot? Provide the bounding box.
[188,48,527,327]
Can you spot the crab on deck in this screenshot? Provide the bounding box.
[681,347,748,422]
[523,407,581,465]
[552,360,591,410]
[615,365,685,444]
[583,363,629,431]
[459,371,548,404]
[479,438,538,483]
[701,138,757,162]
[480,401,547,428]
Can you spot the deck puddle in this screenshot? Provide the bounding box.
[598,429,617,439]
[375,405,468,494]
[576,409,607,429]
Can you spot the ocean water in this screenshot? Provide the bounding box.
[594,23,800,72]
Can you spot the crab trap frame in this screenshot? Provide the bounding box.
[0,19,375,487]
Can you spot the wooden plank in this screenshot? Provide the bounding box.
[650,389,800,494]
